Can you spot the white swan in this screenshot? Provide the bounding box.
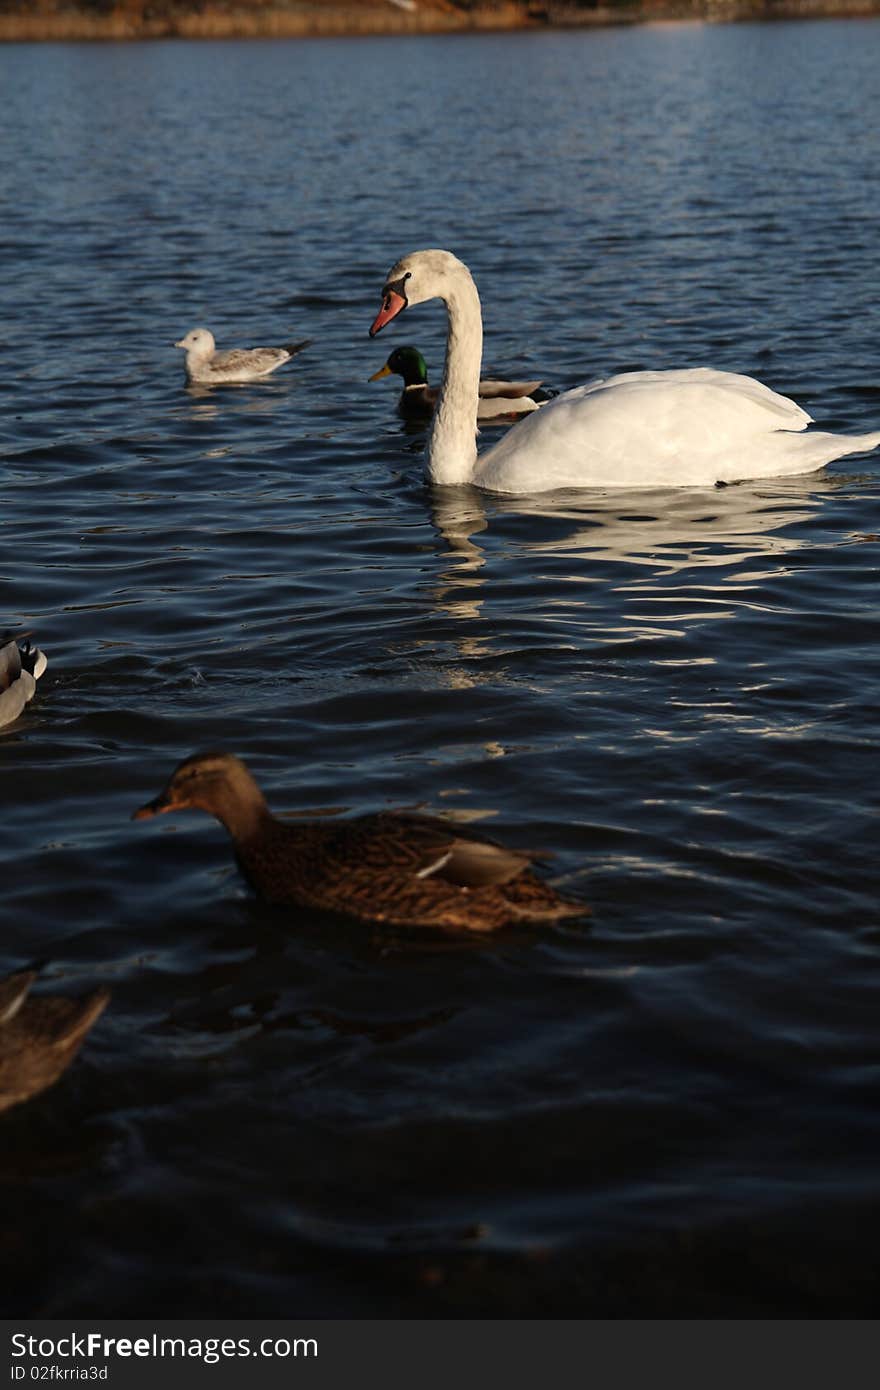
[369,249,880,492]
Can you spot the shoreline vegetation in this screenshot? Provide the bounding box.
[1,0,879,43]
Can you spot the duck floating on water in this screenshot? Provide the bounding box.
[174,328,311,385]
[0,632,47,730]
[133,751,588,932]
[370,344,545,422]
[0,971,109,1113]
[369,249,880,491]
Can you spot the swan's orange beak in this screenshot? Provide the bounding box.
[369,290,407,338]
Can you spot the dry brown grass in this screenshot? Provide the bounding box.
[0,1,536,42]
[0,0,877,41]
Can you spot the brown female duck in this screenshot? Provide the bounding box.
[133,752,588,932]
[0,632,47,730]
[0,972,109,1113]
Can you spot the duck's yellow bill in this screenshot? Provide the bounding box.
[369,363,393,382]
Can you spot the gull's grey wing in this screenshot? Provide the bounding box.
[211,347,290,375]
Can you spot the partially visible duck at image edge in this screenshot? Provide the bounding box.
[0,972,109,1113]
[0,632,47,730]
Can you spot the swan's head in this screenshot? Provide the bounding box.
[174,328,215,357]
[369,250,473,337]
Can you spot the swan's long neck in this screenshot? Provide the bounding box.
[426,271,483,486]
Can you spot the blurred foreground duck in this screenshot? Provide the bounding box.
[370,345,544,422]
[134,752,588,932]
[0,633,47,730]
[174,328,311,385]
[0,972,109,1113]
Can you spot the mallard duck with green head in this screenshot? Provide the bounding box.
[134,751,588,933]
[370,345,545,422]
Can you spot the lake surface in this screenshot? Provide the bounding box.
[1,20,879,1317]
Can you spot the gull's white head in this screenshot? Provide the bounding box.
[174,328,216,356]
[369,250,474,337]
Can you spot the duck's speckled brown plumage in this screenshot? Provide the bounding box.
[134,752,589,933]
[0,972,109,1113]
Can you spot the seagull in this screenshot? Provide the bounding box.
[174,327,311,385]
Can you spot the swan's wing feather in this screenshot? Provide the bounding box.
[575,369,814,435]
[475,368,833,492]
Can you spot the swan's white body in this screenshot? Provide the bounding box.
[370,250,880,492]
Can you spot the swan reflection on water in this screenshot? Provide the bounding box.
[418,475,849,769]
[428,475,828,585]
[422,477,831,689]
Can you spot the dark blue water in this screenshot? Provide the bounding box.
[1,21,879,1316]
